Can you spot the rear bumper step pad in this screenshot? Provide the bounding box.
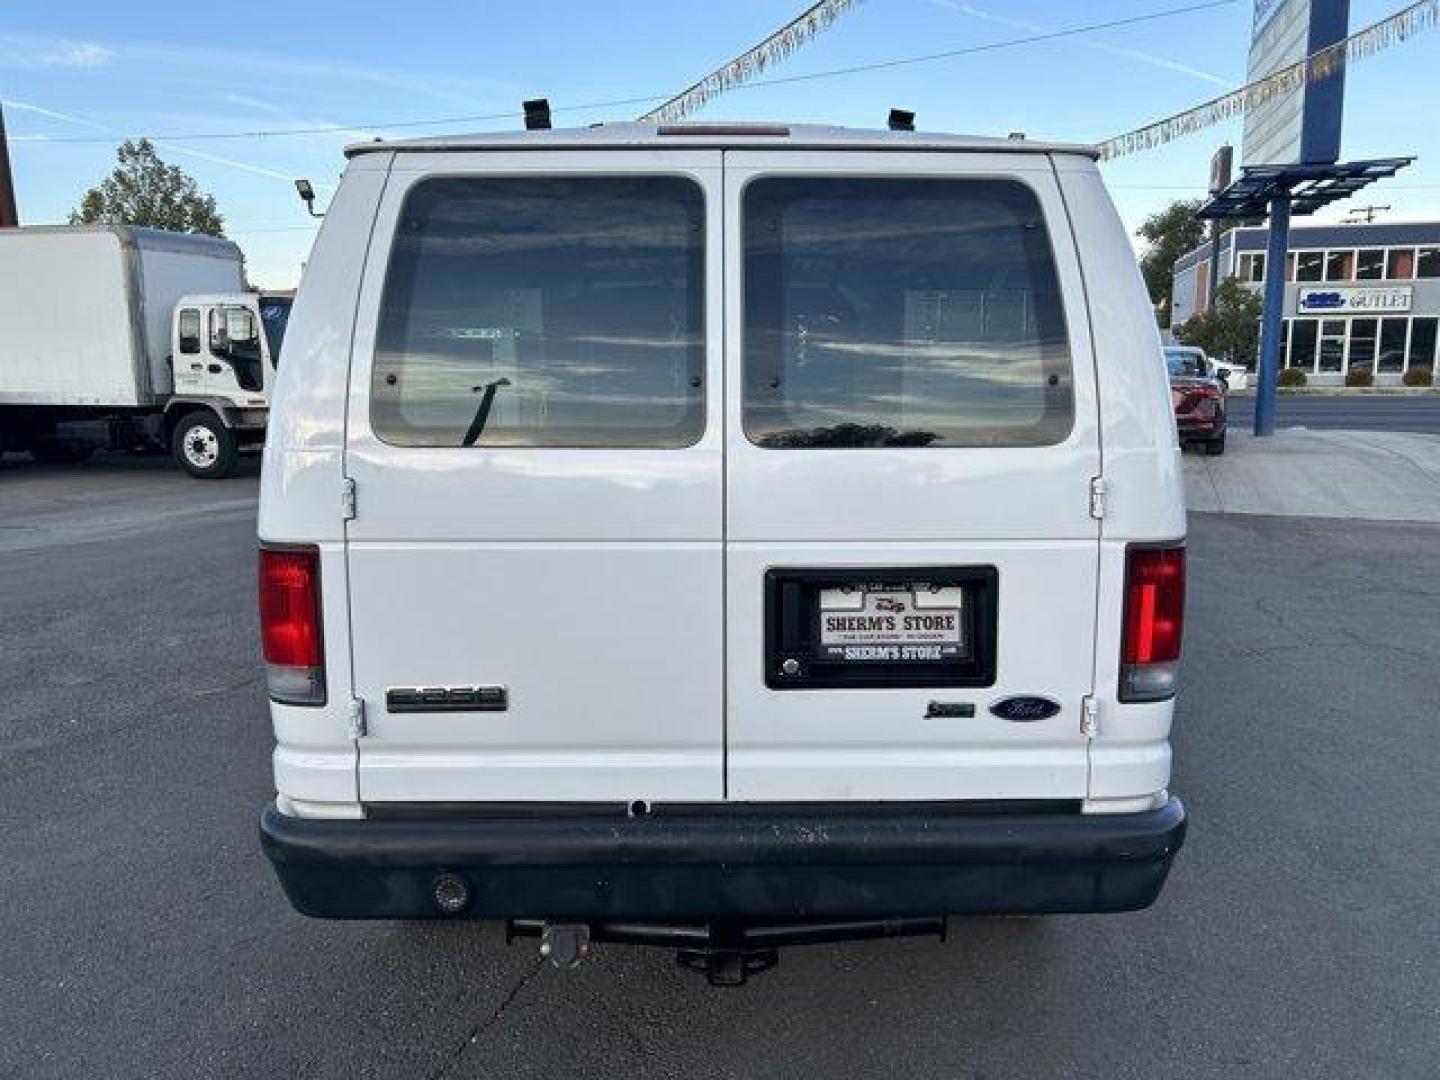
[259,797,1186,920]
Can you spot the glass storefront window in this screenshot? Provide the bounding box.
[1237,252,1266,282]
[1324,250,1354,281]
[1295,251,1324,282]
[1356,250,1385,280]
[1386,249,1415,279]
[1348,318,1378,371]
[1409,317,1438,372]
[1290,319,1318,370]
[1378,318,1408,372]
[1417,248,1440,278]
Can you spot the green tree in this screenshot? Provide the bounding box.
[1174,277,1264,365]
[69,139,224,236]
[1137,199,1205,324]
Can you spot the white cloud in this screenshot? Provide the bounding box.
[222,93,288,115]
[41,40,115,67]
[0,37,115,69]
[933,0,1231,87]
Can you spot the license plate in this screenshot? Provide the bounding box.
[816,583,965,663]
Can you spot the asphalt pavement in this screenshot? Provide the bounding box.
[1224,392,1440,434]
[1,454,1437,1079]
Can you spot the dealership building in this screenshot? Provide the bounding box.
[1171,221,1440,384]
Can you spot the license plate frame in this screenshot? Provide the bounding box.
[764,566,998,690]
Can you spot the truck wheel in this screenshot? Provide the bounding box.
[172,411,238,479]
[1205,432,1227,456]
[29,440,95,465]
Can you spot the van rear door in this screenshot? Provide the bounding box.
[722,151,1101,801]
[343,153,724,803]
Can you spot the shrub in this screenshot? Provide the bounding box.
[1345,368,1375,388]
[1277,367,1308,388]
[1402,367,1435,387]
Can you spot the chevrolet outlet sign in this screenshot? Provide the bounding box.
[1297,286,1413,314]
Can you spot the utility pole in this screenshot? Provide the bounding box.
[1344,204,1389,224]
[1206,145,1234,311]
[0,102,19,228]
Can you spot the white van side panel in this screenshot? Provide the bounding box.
[1050,158,1184,543]
[1052,158,1184,805]
[258,154,393,811]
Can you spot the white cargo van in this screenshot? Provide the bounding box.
[0,226,288,478]
[258,124,1187,982]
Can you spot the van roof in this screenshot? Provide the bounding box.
[345,121,1099,160]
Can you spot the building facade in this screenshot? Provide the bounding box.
[1171,221,1440,384]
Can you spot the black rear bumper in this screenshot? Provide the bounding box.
[260,798,1186,921]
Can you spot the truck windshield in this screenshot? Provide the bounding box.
[259,297,293,364]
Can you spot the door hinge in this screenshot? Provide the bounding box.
[1088,476,1107,520]
[348,698,367,739]
[1081,695,1099,738]
[341,477,357,521]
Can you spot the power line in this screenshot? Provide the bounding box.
[8,0,1238,146]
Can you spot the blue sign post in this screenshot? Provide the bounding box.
[1197,158,1413,437]
[1255,195,1290,437]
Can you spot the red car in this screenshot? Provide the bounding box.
[1164,347,1226,455]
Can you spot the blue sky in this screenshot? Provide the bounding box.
[3,0,1436,287]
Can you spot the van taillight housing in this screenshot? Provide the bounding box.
[1119,545,1186,702]
[259,545,325,706]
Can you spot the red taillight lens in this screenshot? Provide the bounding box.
[1120,545,1185,702]
[259,545,325,705]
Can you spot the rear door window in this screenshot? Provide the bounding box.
[372,176,705,448]
[742,177,1073,448]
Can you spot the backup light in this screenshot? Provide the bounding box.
[259,545,326,706]
[1120,545,1186,702]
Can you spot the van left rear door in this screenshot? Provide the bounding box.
[344,152,724,804]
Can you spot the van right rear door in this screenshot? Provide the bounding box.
[722,150,1102,802]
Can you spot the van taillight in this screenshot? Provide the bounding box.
[1120,545,1185,702]
[259,545,325,706]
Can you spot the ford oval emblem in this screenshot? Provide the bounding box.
[990,695,1061,722]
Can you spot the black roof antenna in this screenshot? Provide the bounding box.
[524,99,552,131]
[888,109,915,132]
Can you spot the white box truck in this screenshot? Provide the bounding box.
[0,225,290,478]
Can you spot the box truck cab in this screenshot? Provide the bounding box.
[167,291,288,477]
[258,124,1187,982]
[0,226,284,478]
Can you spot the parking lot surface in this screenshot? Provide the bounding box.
[1,455,1437,1079]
